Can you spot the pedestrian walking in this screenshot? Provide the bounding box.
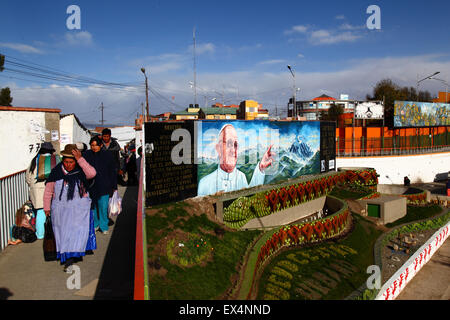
[25,142,60,240]
[43,144,96,272]
[83,136,117,234]
[136,146,142,182]
[126,144,137,186]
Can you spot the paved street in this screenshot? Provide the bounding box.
[0,185,137,300]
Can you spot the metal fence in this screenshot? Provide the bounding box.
[337,131,450,157]
[0,170,29,251]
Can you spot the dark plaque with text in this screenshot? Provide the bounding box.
[320,121,336,172]
[144,122,197,206]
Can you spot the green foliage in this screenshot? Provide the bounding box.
[257,214,383,300]
[386,204,443,228]
[382,210,450,247]
[0,87,13,106]
[167,233,212,267]
[320,104,344,122]
[147,205,262,300]
[355,288,379,300]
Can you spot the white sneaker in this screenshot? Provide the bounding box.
[102,230,109,235]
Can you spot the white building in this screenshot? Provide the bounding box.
[59,114,92,150]
[110,126,136,149]
[0,106,61,178]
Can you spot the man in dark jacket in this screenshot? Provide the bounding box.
[84,136,118,234]
[100,128,121,226]
[101,128,121,173]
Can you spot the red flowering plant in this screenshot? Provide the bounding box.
[305,181,314,200]
[267,189,279,212]
[324,219,333,236]
[320,178,328,195]
[296,184,306,203]
[358,170,372,185]
[332,174,340,186]
[327,176,335,189]
[332,216,340,233]
[312,180,321,197]
[271,233,280,251]
[314,220,325,239]
[361,192,381,200]
[288,185,298,206]
[301,223,314,241]
[278,228,288,244]
[346,170,358,184]
[287,225,301,244]
[278,187,289,209]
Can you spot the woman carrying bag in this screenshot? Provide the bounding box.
[25,142,60,239]
[43,144,96,272]
[83,136,117,235]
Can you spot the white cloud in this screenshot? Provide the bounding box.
[297,53,305,58]
[192,42,215,55]
[284,25,309,35]
[0,42,44,54]
[339,23,365,31]
[6,54,450,121]
[285,23,365,45]
[259,59,287,65]
[64,31,93,46]
[129,53,187,75]
[335,15,345,20]
[310,29,362,45]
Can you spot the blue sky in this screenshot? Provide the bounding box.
[1,0,450,126]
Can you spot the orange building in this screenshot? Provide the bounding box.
[432,91,450,103]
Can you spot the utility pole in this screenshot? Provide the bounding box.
[99,102,105,126]
[287,65,296,119]
[0,54,5,72]
[141,68,149,121]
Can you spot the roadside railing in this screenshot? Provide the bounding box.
[0,170,29,251]
[337,134,450,157]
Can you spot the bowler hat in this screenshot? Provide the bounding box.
[61,144,78,158]
[40,142,55,152]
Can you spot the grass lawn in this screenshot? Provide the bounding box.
[256,213,383,300]
[146,202,262,299]
[385,204,443,228]
[328,186,372,200]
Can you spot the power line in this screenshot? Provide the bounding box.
[2,54,143,90]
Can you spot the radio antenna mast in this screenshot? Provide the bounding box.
[193,26,197,107]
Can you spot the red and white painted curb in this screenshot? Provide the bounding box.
[375,221,450,300]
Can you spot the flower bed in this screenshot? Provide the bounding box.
[244,197,351,299]
[223,169,378,229]
[360,192,381,200]
[401,191,427,205]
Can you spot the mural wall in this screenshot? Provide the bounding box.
[394,100,449,127]
[197,121,321,196]
[145,121,335,205]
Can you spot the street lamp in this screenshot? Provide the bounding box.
[287,65,297,119]
[416,71,440,100]
[141,67,149,121]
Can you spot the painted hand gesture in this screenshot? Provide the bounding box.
[259,144,276,172]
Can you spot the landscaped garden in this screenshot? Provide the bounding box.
[145,201,262,299]
[256,213,383,300]
[144,168,449,300]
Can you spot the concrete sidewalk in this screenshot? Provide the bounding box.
[0,185,137,300]
[396,237,450,300]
